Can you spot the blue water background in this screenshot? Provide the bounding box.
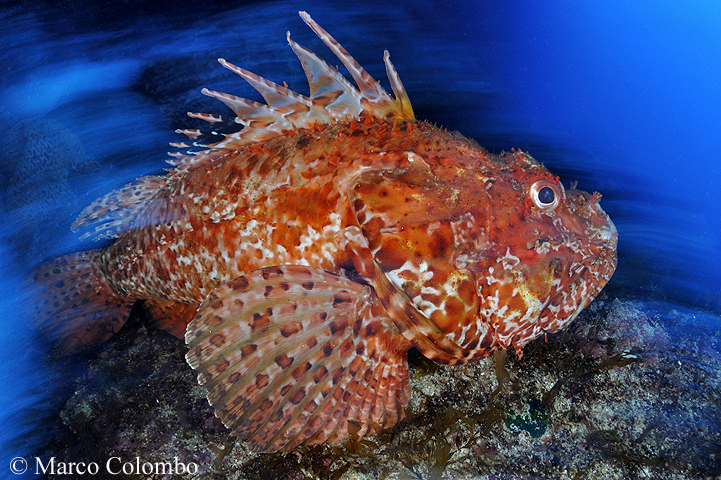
[0,0,719,473]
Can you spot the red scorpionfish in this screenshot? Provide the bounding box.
[32,12,618,453]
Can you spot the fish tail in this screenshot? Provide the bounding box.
[30,251,133,353]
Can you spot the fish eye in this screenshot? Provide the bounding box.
[530,181,560,211]
[538,187,555,204]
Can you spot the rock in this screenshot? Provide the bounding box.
[42,297,721,479]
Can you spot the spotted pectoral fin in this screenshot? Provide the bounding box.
[185,265,412,453]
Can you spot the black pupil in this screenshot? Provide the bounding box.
[538,186,555,205]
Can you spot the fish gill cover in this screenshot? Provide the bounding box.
[0,0,719,479]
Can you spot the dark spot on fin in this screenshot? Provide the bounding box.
[275,353,294,369]
[262,266,284,280]
[332,291,353,306]
[231,277,250,291]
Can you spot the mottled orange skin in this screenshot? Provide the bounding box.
[95,116,616,362]
[98,118,420,302]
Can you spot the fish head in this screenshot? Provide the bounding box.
[352,140,617,363]
[466,150,618,358]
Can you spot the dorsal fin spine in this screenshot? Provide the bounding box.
[298,11,383,101]
[187,111,222,123]
[201,88,273,121]
[383,50,415,119]
[219,58,316,113]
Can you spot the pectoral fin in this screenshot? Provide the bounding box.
[185,265,411,453]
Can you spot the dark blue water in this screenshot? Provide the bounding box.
[1,0,719,475]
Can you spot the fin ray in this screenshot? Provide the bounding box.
[72,176,167,240]
[383,50,414,119]
[299,11,384,102]
[287,33,365,116]
[219,59,315,114]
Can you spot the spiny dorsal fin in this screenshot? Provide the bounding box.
[171,11,415,170]
[217,58,320,116]
[286,32,364,113]
[383,50,414,120]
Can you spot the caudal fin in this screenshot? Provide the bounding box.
[30,251,133,353]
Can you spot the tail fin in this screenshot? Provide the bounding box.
[30,251,133,353]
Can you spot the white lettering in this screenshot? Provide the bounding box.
[35,457,55,475]
[155,461,172,474]
[106,457,121,475]
[36,455,199,475]
[34,458,101,476]
[175,456,187,474]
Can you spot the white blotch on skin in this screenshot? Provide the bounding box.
[499,248,521,270]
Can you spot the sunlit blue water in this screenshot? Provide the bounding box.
[1,0,719,476]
